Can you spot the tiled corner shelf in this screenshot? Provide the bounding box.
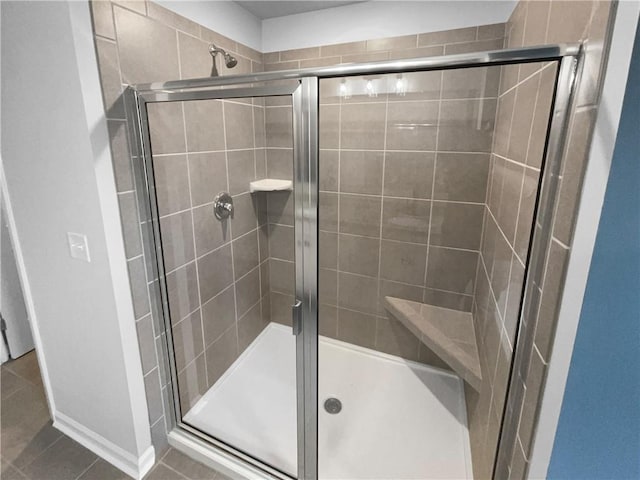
[249,179,293,193]
[384,296,482,391]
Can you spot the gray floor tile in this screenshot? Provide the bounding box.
[77,459,133,480]
[213,473,233,480]
[1,379,47,415]
[161,448,217,480]
[144,463,187,480]
[22,437,97,480]
[0,464,28,479]
[0,368,29,400]
[1,385,61,468]
[3,351,42,387]
[1,351,223,480]
[1,459,27,480]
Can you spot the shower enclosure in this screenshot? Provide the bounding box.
[127,44,579,479]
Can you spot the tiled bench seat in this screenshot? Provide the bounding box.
[384,296,482,391]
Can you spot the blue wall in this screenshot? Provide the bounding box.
[548,19,640,480]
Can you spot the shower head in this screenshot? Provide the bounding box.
[209,43,238,76]
[224,52,238,68]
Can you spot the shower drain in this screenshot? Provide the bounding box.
[324,397,342,414]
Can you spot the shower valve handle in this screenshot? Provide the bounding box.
[213,192,233,220]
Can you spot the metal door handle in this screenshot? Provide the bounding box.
[292,300,302,336]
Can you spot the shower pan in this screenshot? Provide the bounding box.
[127,43,581,479]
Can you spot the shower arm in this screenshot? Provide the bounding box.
[208,44,225,56]
[208,43,238,77]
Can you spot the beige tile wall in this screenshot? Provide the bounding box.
[491,1,615,479]
[147,95,272,416]
[467,59,557,480]
[262,23,506,69]
[90,0,264,453]
[263,25,506,365]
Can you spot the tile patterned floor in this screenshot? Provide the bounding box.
[1,351,229,480]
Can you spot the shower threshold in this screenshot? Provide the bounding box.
[184,322,473,479]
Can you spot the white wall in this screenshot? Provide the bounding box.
[157,0,262,50]
[261,1,517,52]
[1,1,153,477]
[159,0,515,53]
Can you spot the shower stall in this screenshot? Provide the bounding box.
[127,43,579,479]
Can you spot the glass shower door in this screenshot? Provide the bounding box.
[136,79,318,479]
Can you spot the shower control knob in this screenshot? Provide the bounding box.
[214,192,233,220]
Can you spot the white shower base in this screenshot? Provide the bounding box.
[184,322,473,479]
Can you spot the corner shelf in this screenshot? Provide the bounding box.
[384,296,482,391]
[249,179,293,193]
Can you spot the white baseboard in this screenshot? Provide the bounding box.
[53,411,155,479]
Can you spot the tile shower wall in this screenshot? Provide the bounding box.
[89,0,264,453]
[467,59,557,479]
[490,1,614,479]
[263,25,505,365]
[147,96,271,415]
[90,1,613,474]
[262,7,615,478]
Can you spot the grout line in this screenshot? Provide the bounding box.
[334,82,343,339]
[156,147,494,156]
[316,191,485,205]
[175,350,205,377]
[18,435,66,474]
[533,343,547,366]
[251,101,266,324]
[334,305,386,320]
[494,152,542,173]
[319,95,498,107]
[551,236,570,250]
[220,102,242,364]
[156,257,195,280]
[94,33,117,44]
[201,321,239,362]
[126,253,144,263]
[156,225,260,279]
[479,248,505,327]
[171,304,202,329]
[291,265,475,298]
[0,375,29,402]
[423,70,443,304]
[73,458,100,480]
[152,145,269,157]
[157,461,190,480]
[523,67,544,167]
[486,204,527,269]
[320,148,489,155]
[373,80,391,348]
[237,296,263,324]
[517,434,529,463]
[4,460,31,480]
[178,80,209,391]
[500,60,551,98]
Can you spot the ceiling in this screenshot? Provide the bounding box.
[235,1,365,19]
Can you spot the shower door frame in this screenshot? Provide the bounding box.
[128,43,582,480]
[128,79,319,480]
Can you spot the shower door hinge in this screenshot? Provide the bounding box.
[292,300,302,336]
